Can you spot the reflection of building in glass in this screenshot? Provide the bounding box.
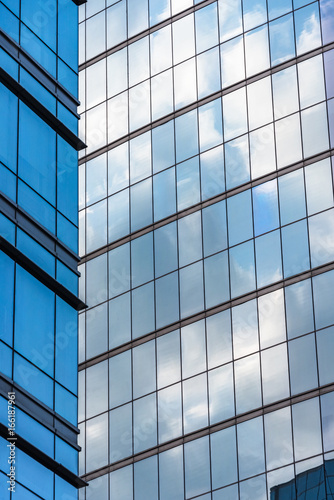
[78,1,334,499]
[270,459,334,499]
[0,1,85,499]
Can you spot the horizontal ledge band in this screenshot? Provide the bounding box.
[0,67,86,151]
[0,236,86,311]
[0,373,80,449]
[79,259,334,370]
[0,422,87,488]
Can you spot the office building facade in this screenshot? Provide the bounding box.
[78,0,334,498]
[0,0,85,499]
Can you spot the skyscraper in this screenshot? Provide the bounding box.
[78,0,334,498]
[0,1,85,499]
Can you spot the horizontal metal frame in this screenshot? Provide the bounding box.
[0,67,86,151]
[81,383,334,482]
[0,421,87,488]
[80,148,334,265]
[78,42,334,165]
[79,259,334,370]
[0,29,79,115]
[0,236,86,311]
[0,373,79,449]
[0,191,80,275]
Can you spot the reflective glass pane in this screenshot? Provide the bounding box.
[235,353,262,413]
[289,334,318,395]
[181,320,206,379]
[262,344,290,404]
[238,417,265,480]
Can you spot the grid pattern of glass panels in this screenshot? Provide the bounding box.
[78,0,333,155]
[78,0,334,499]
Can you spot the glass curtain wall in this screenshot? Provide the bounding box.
[78,0,334,499]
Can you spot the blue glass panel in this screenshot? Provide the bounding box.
[0,341,12,377]
[13,354,53,408]
[180,261,204,318]
[134,456,158,500]
[86,253,108,307]
[209,364,234,423]
[109,350,132,407]
[58,59,78,98]
[152,121,175,174]
[321,392,334,452]
[133,340,156,398]
[19,103,56,205]
[0,213,15,245]
[204,251,230,308]
[153,167,176,221]
[55,476,78,500]
[110,465,133,500]
[321,0,334,44]
[57,213,78,253]
[131,233,154,288]
[131,178,153,231]
[175,110,199,163]
[289,334,318,394]
[109,292,131,348]
[211,427,237,489]
[237,417,265,480]
[20,69,56,114]
[15,267,55,376]
[227,190,253,246]
[0,3,19,42]
[230,241,256,297]
[178,211,202,267]
[285,279,314,339]
[309,209,334,267]
[282,220,310,278]
[184,437,211,498]
[159,447,184,500]
[268,0,292,20]
[218,0,242,42]
[15,448,53,500]
[278,169,306,226]
[134,393,157,453]
[21,0,57,50]
[225,135,250,189]
[294,3,321,55]
[0,83,17,172]
[313,270,334,330]
[154,222,178,277]
[20,25,56,77]
[17,229,55,277]
[255,230,282,288]
[108,243,130,298]
[1,0,19,16]
[195,3,219,52]
[58,0,78,70]
[18,181,56,233]
[55,384,77,426]
[253,180,279,236]
[17,409,54,457]
[206,310,232,368]
[0,251,14,346]
[55,298,77,394]
[156,272,179,328]
[198,98,223,152]
[57,137,78,224]
[0,48,19,80]
[108,144,128,195]
[203,200,227,257]
[200,145,225,200]
[157,331,181,393]
[177,157,200,211]
[108,189,130,241]
[269,14,295,66]
[132,282,155,338]
[316,326,334,386]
